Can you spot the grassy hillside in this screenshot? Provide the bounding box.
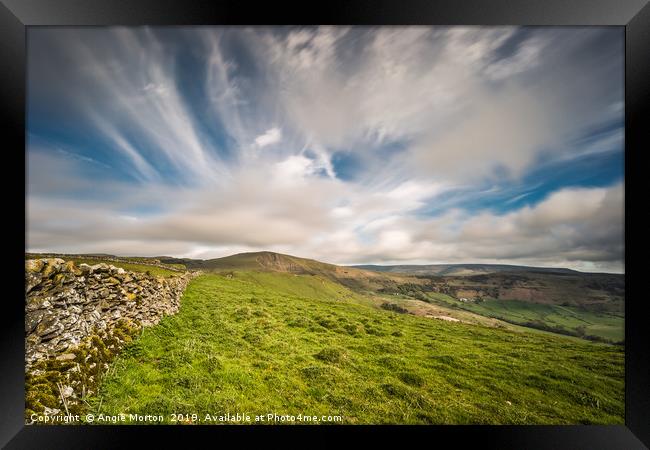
[177,252,624,316]
[169,251,429,294]
[424,292,624,343]
[371,269,624,343]
[441,272,623,309]
[90,272,624,424]
[28,251,624,343]
[205,251,394,278]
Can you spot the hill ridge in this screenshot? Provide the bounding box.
[352,263,591,276]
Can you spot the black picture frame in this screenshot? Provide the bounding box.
[1,0,648,448]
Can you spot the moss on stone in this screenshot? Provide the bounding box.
[25,319,143,422]
[24,260,198,424]
[25,259,45,273]
[41,263,58,278]
[52,273,65,285]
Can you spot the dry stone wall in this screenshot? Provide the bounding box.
[25,253,185,273]
[25,258,201,418]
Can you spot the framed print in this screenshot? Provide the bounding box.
[1,0,648,448]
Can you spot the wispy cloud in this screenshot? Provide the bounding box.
[254,127,282,148]
[26,26,624,272]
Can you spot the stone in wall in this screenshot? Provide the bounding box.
[24,258,201,420]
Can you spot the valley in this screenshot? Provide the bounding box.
[91,270,624,424]
[25,251,626,424]
[154,252,625,343]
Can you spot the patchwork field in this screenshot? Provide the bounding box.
[423,293,624,343]
[89,272,624,425]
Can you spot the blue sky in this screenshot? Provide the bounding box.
[26,26,624,272]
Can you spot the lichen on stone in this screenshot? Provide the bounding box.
[24,258,201,423]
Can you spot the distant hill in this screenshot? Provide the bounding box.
[28,250,624,342]
[355,262,623,308]
[351,263,582,277]
[157,251,423,292]
[160,251,360,274]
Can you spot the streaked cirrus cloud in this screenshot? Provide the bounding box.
[27,26,624,272]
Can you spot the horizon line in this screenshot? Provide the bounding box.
[24,250,624,275]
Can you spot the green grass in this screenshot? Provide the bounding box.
[89,272,624,425]
[425,293,624,343]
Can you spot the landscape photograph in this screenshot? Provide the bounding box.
[25,26,624,425]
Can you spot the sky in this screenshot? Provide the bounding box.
[26,26,625,273]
